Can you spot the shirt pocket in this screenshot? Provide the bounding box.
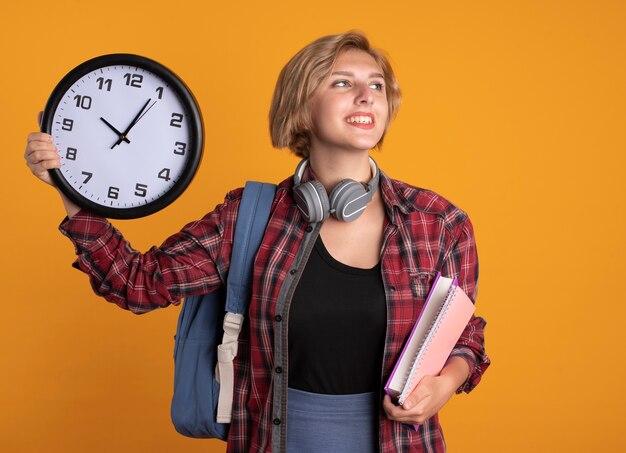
[409,270,437,300]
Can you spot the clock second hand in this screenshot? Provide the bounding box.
[135,100,157,124]
[100,117,131,145]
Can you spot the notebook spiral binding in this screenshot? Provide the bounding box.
[398,285,458,404]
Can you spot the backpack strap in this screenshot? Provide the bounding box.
[216,181,276,424]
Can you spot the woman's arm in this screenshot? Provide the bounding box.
[26,127,236,314]
[442,216,490,393]
[57,195,236,314]
[384,214,490,425]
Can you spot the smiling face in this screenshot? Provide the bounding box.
[308,48,389,156]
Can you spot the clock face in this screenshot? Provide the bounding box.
[41,54,203,219]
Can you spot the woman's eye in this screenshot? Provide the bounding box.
[370,82,384,91]
[333,80,350,87]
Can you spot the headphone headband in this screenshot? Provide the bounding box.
[294,157,379,188]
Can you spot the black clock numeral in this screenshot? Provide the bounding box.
[108,186,120,199]
[174,141,186,155]
[134,183,148,197]
[158,168,171,181]
[97,77,112,91]
[170,113,183,128]
[123,73,143,88]
[81,171,93,183]
[156,86,164,99]
[74,95,92,110]
[66,147,77,161]
[62,118,74,131]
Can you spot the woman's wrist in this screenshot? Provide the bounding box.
[439,356,471,394]
[56,189,81,219]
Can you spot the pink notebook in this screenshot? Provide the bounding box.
[385,273,475,405]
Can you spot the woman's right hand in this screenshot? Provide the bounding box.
[24,112,81,218]
[24,131,60,186]
[24,112,60,187]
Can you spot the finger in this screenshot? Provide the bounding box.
[32,157,61,172]
[29,158,61,179]
[27,131,54,144]
[403,394,420,410]
[407,398,429,422]
[25,140,57,159]
[383,395,430,424]
[382,395,396,417]
[26,139,56,152]
[27,149,59,166]
[382,395,400,417]
[25,138,59,162]
[403,377,435,410]
[29,148,61,167]
[382,395,410,421]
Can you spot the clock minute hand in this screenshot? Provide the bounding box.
[112,98,152,148]
[100,117,131,145]
[135,100,157,125]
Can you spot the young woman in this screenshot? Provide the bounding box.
[25,31,489,453]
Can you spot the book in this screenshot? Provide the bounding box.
[385,272,475,405]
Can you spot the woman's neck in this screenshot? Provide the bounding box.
[307,150,373,193]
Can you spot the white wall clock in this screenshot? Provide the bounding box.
[41,54,203,219]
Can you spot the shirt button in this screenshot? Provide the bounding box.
[389,286,396,292]
[275,367,283,374]
[275,315,283,322]
[273,418,282,425]
[290,268,297,275]
[305,225,313,233]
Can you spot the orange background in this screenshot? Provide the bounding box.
[2,1,625,452]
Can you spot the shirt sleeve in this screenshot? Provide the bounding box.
[442,215,490,393]
[58,191,241,314]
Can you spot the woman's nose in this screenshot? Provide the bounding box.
[355,84,374,105]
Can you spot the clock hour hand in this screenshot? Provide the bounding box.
[112,98,156,148]
[100,117,131,145]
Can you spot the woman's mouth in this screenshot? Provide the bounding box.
[345,113,375,130]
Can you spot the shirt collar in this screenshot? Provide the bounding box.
[379,170,414,221]
[278,165,415,225]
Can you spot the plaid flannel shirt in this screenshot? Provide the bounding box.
[60,170,489,452]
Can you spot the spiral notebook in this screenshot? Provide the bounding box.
[385,273,475,405]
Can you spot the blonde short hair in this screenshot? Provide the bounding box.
[269,31,402,158]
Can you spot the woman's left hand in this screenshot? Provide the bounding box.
[382,356,470,425]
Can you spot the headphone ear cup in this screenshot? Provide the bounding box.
[328,179,369,222]
[293,180,330,223]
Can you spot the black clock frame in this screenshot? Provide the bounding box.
[41,54,204,219]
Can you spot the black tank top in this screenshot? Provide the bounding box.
[288,236,387,394]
